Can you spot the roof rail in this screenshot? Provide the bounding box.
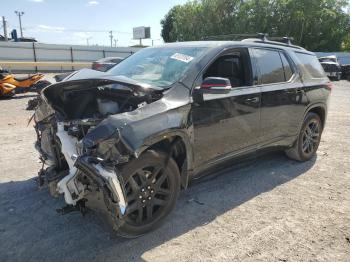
[242,34,305,50]
[202,33,304,50]
[202,33,263,41]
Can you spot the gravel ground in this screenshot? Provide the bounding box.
[0,79,349,262]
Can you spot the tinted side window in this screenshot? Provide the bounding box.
[280,53,293,81]
[253,49,285,84]
[204,54,245,87]
[295,52,325,78]
[111,59,122,63]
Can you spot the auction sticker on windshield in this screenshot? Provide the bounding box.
[170,53,194,63]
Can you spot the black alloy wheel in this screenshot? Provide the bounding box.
[124,165,173,225]
[301,119,320,156]
[285,112,322,162]
[117,150,180,237]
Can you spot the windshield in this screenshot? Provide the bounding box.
[108,47,207,87]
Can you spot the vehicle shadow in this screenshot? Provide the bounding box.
[12,93,39,99]
[0,93,38,100]
[0,152,316,262]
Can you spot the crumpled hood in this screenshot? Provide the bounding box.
[40,69,164,120]
[62,68,106,81]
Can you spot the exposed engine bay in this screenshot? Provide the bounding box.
[43,79,160,120]
[34,76,164,228]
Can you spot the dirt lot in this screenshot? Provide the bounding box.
[0,79,349,262]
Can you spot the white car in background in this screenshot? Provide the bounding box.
[318,55,341,81]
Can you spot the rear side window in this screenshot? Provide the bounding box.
[280,53,293,81]
[295,52,325,78]
[252,49,285,84]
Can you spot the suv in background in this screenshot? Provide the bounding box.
[319,55,341,81]
[34,38,331,237]
[91,56,124,71]
[53,57,126,82]
[341,63,350,80]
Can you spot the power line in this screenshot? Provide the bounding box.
[23,25,132,34]
[66,28,131,34]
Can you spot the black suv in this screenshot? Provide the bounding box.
[34,39,331,237]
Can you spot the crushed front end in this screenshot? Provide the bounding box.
[33,73,164,230]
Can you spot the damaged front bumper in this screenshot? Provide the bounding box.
[74,156,127,215]
[34,116,128,220]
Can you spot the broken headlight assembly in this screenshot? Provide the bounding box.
[82,123,129,164]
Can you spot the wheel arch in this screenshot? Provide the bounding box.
[135,131,194,189]
[304,103,327,128]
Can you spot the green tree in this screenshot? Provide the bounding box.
[160,0,350,51]
[161,5,181,42]
[342,34,350,51]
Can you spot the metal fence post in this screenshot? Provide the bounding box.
[70,46,74,70]
[32,42,38,72]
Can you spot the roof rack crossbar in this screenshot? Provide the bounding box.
[257,33,268,41]
[283,37,292,45]
[268,36,294,45]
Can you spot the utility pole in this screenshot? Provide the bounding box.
[109,31,113,47]
[2,16,8,41]
[86,36,92,46]
[151,39,161,46]
[14,11,25,38]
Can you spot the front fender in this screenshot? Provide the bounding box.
[137,128,194,170]
[1,83,16,94]
[117,105,192,156]
[90,102,193,169]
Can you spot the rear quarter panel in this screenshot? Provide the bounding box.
[289,50,331,126]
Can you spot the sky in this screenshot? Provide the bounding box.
[1,0,188,47]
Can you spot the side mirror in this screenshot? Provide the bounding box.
[197,77,232,94]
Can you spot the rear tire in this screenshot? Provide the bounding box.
[116,150,180,238]
[285,112,322,162]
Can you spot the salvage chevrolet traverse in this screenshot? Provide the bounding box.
[34,38,331,237]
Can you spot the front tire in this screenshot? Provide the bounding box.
[285,112,322,161]
[117,150,180,237]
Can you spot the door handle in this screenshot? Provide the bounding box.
[245,97,259,103]
[286,88,302,94]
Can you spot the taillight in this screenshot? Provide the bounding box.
[93,63,102,70]
[326,82,334,90]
